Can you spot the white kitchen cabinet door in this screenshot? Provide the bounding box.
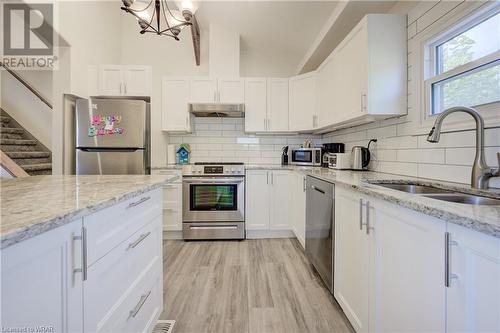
[99,65,123,95]
[289,72,316,131]
[1,220,84,332]
[189,77,217,103]
[123,65,151,96]
[334,187,370,333]
[245,170,270,230]
[244,78,267,132]
[336,24,367,123]
[370,200,446,333]
[269,170,292,230]
[162,77,191,132]
[446,223,500,333]
[267,78,289,132]
[218,78,244,103]
[292,172,306,248]
[162,182,183,231]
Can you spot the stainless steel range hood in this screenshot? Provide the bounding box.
[189,103,245,118]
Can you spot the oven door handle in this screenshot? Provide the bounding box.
[189,225,239,230]
[183,178,244,184]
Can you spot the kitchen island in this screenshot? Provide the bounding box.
[0,175,176,333]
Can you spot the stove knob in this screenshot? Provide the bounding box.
[231,168,235,173]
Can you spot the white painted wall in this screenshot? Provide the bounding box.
[322,1,500,186]
[1,71,53,148]
[58,1,122,98]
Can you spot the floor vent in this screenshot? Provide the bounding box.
[152,320,175,333]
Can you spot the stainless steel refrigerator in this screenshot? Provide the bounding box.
[75,97,150,175]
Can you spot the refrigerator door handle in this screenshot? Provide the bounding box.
[78,148,140,153]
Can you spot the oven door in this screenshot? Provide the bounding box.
[183,177,245,222]
[291,149,313,165]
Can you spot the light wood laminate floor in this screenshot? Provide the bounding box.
[160,238,354,333]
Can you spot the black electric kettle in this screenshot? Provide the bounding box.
[351,139,377,170]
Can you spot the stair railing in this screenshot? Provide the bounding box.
[0,151,29,178]
[0,62,53,110]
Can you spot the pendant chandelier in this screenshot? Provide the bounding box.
[121,0,198,41]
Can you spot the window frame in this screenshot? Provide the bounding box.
[421,4,500,129]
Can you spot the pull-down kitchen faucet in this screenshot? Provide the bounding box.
[427,106,499,189]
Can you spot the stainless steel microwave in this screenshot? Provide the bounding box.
[290,148,322,166]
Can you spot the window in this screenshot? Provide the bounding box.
[425,7,500,115]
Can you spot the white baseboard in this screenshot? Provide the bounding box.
[246,229,295,239]
[163,230,183,240]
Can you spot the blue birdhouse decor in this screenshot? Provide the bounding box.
[176,144,191,165]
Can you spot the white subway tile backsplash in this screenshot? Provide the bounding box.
[446,147,500,166]
[366,125,398,139]
[377,161,418,177]
[397,149,445,164]
[418,164,471,184]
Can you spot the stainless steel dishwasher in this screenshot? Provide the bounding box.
[305,175,335,293]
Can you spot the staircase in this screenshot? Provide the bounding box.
[0,109,52,175]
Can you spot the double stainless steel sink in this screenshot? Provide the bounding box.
[371,182,500,206]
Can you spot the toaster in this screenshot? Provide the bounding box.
[328,153,351,170]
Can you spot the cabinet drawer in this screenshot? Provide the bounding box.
[84,217,162,332]
[84,189,162,264]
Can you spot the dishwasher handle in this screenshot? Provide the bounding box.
[311,185,325,194]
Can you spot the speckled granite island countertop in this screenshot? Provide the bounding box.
[245,165,500,238]
[0,175,178,249]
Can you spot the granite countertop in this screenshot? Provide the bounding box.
[150,164,500,237]
[0,175,178,249]
[248,165,500,237]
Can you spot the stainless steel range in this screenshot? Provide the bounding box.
[182,162,245,240]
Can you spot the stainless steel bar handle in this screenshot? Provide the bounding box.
[303,177,306,192]
[365,201,372,235]
[129,290,151,320]
[127,232,151,250]
[127,196,151,209]
[268,118,271,130]
[124,83,127,94]
[82,226,88,281]
[312,185,325,194]
[190,225,238,230]
[444,232,458,287]
[359,199,364,230]
[119,83,123,94]
[445,232,451,287]
[271,172,274,185]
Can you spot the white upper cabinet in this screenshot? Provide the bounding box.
[189,78,243,103]
[162,77,191,133]
[316,14,406,131]
[99,65,123,96]
[189,77,218,103]
[99,65,151,96]
[267,78,289,132]
[244,78,267,132]
[289,72,316,131]
[446,223,500,333]
[218,79,244,103]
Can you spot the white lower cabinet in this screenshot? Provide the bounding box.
[0,189,163,333]
[246,170,291,231]
[446,223,500,333]
[334,188,370,332]
[152,170,183,232]
[246,170,305,243]
[335,186,500,333]
[291,172,306,248]
[1,221,84,333]
[370,199,446,333]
